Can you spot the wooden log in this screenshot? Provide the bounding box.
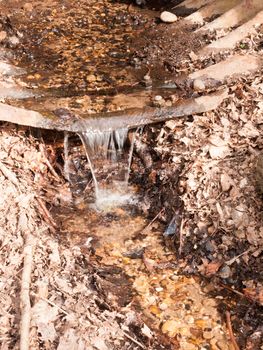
[189,54,261,82]
[198,0,263,32]
[0,89,228,133]
[199,10,263,56]
[185,0,240,25]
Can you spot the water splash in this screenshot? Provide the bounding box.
[78,128,137,210]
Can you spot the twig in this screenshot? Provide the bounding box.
[226,311,240,350]
[219,283,246,298]
[225,247,252,266]
[39,144,60,181]
[35,197,57,229]
[142,208,164,233]
[123,331,146,349]
[31,292,69,316]
[178,218,186,256]
[0,161,21,190]
[20,232,36,350]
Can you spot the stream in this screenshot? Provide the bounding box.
[51,127,231,350]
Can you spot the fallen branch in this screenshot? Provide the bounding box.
[0,160,20,189]
[142,208,164,234]
[123,331,146,349]
[0,89,228,133]
[39,144,60,181]
[226,311,240,350]
[20,232,36,350]
[31,292,69,316]
[35,197,57,231]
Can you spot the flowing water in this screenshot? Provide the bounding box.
[64,128,138,210]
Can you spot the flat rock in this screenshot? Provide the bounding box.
[160,11,178,23]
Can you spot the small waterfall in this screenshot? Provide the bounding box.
[78,128,136,209]
[64,132,71,182]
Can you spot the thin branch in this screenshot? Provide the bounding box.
[20,232,36,350]
[123,331,146,349]
[39,144,60,181]
[226,311,240,350]
[142,208,164,233]
[35,197,57,229]
[31,292,69,316]
[178,218,186,256]
[0,161,21,190]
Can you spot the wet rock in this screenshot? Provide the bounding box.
[218,265,232,279]
[193,79,205,92]
[160,11,178,24]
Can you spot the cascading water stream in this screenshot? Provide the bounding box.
[76,128,137,209]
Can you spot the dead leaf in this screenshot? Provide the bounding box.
[31,300,58,342]
[243,287,263,305]
[204,261,222,276]
[220,173,233,192]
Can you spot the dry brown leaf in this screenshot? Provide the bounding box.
[204,261,222,277]
[31,300,58,342]
[243,287,263,305]
[220,173,233,192]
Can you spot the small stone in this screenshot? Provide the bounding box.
[180,342,197,350]
[193,79,206,92]
[162,319,180,337]
[159,302,168,310]
[160,11,178,23]
[203,330,213,340]
[0,31,7,42]
[205,241,215,253]
[239,178,248,188]
[9,36,19,45]
[23,3,33,11]
[219,265,231,279]
[185,315,194,324]
[154,95,163,101]
[86,74,97,83]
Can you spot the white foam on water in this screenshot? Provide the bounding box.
[93,187,137,211]
[78,128,137,210]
